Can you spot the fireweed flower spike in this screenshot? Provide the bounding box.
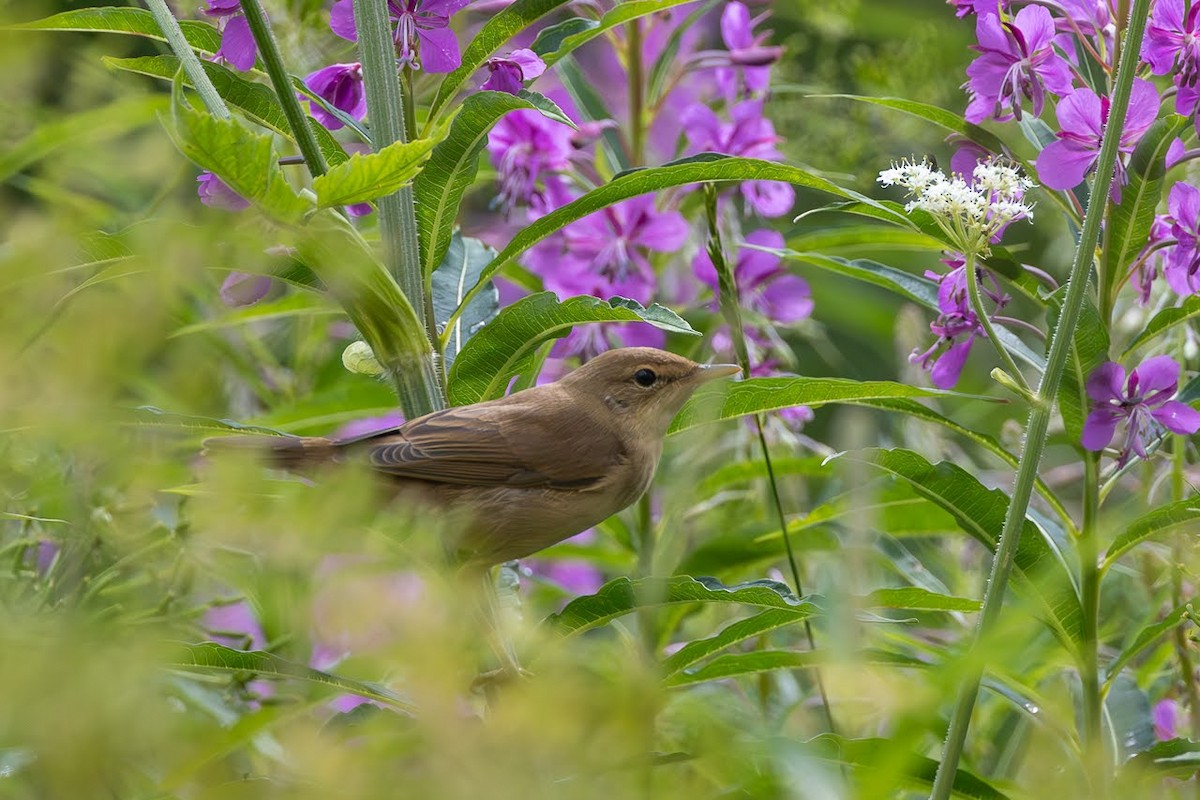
[1143,0,1200,116]
[1162,181,1200,295]
[1036,79,1160,201]
[1081,356,1200,464]
[877,157,1034,256]
[964,4,1075,123]
[302,63,366,130]
[486,109,574,212]
[204,0,256,71]
[329,0,471,73]
[481,49,546,94]
[714,1,782,99]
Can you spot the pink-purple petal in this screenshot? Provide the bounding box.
[1036,140,1098,190]
[720,1,754,50]
[1081,407,1121,450]
[329,0,358,41]
[416,26,461,73]
[1152,400,1200,434]
[218,14,257,71]
[1134,354,1182,395]
[759,274,813,323]
[1085,361,1126,403]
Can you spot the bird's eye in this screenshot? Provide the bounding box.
[633,368,657,387]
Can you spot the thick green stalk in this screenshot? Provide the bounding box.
[963,251,1031,394]
[353,0,443,415]
[239,0,327,177]
[928,2,1152,796]
[143,0,229,118]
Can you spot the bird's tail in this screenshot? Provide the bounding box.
[201,435,341,471]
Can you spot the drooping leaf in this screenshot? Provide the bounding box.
[8,6,223,54]
[447,293,697,405]
[1104,115,1188,310]
[427,0,575,122]
[127,407,290,437]
[414,90,572,279]
[171,642,416,711]
[104,55,348,167]
[529,17,597,55]
[312,137,437,208]
[773,250,938,306]
[170,293,341,338]
[664,649,925,688]
[533,0,698,67]
[1123,295,1200,355]
[661,607,819,678]
[431,234,500,369]
[544,575,815,637]
[1105,603,1193,681]
[1104,498,1200,567]
[863,587,980,612]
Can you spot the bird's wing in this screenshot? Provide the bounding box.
[355,400,624,489]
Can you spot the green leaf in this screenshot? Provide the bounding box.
[414,90,571,279]
[0,95,166,182]
[544,575,815,637]
[1105,604,1192,682]
[104,55,349,167]
[166,82,312,222]
[451,155,863,316]
[661,607,820,678]
[664,649,925,688]
[8,6,223,54]
[1104,115,1187,309]
[313,137,436,208]
[835,448,1083,647]
[1104,498,1200,568]
[171,642,416,712]
[864,587,980,612]
[431,234,500,369]
[669,377,988,434]
[534,0,698,68]
[1120,738,1200,781]
[646,0,720,105]
[447,293,697,405]
[427,0,574,122]
[127,406,290,437]
[556,55,629,174]
[170,293,340,338]
[786,226,945,253]
[808,735,1011,800]
[1123,295,1200,355]
[773,250,938,306]
[1047,285,1109,445]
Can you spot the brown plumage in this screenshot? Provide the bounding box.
[205,347,740,565]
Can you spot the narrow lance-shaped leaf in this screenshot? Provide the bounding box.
[430,234,500,369]
[664,650,925,688]
[7,6,223,53]
[1103,498,1200,568]
[532,0,698,68]
[1123,295,1200,355]
[447,293,697,405]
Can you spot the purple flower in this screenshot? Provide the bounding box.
[949,139,993,179]
[302,62,366,130]
[1081,356,1200,463]
[692,229,813,324]
[197,171,250,211]
[1153,699,1185,741]
[1035,79,1159,201]
[1143,0,1200,115]
[1163,182,1200,295]
[1132,214,1173,303]
[910,257,1009,389]
[487,109,574,211]
[329,0,470,73]
[526,195,688,305]
[203,0,257,71]
[550,323,665,362]
[681,99,795,217]
[220,272,271,307]
[964,5,1075,123]
[949,0,1010,17]
[481,48,546,94]
[526,531,604,598]
[714,2,781,100]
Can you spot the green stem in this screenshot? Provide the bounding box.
[353,0,443,414]
[1170,436,1200,738]
[1080,451,1105,793]
[239,0,327,177]
[143,0,229,118]
[964,251,1031,394]
[928,2,1152,797]
[627,19,644,165]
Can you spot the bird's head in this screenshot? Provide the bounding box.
[560,347,741,439]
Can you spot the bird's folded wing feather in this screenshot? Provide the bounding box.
[359,402,621,489]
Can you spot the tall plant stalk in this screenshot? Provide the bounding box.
[928,1,1152,796]
[143,0,229,118]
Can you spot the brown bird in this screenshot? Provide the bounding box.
[206,347,740,565]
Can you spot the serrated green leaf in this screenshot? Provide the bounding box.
[427,0,574,123]
[1104,499,1200,568]
[864,587,980,612]
[661,607,819,678]
[104,55,348,167]
[313,137,436,208]
[431,234,500,369]
[8,6,222,53]
[544,575,814,637]
[414,90,572,279]
[1105,115,1188,311]
[1123,295,1200,355]
[534,0,698,68]
[171,642,416,711]
[447,293,697,405]
[835,448,1083,647]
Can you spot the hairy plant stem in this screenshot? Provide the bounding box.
[701,186,837,735]
[353,0,443,415]
[1080,451,1105,793]
[627,19,644,165]
[143,0,229,118]
[928,2,1152,796]
[964,251,1030,394]
[1170,436,1200,738]
[239,0,327,177]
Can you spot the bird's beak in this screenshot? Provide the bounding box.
[694,363,742,383]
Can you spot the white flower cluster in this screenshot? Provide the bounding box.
[877,157,1035,254]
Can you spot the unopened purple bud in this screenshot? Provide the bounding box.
[220,272,271,307]
[570,119,617,149]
